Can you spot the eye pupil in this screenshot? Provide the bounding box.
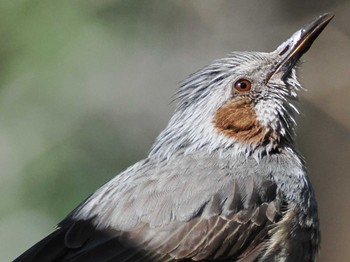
[239,82,247,89]
[233,79,252,92]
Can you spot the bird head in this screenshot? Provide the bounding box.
[150,14,333,159]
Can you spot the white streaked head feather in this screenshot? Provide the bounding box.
[149,51,303,160]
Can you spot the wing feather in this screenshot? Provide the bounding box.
[15,152,283,261]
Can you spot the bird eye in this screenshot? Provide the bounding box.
[233,79,252,92]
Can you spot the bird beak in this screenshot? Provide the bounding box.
[266,13,334,82]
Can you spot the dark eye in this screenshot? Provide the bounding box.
[233,79,252,92]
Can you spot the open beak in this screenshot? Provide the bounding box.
[266,13,334,82]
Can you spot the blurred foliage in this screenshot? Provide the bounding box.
[0,1,133,224]
[0,2,160,259]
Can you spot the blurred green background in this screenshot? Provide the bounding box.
[0,1,349,261]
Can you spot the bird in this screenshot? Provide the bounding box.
[15,13,333,262]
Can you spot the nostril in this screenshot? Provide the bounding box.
[279,45,289,56]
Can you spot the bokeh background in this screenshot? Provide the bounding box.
[0,1,349,261]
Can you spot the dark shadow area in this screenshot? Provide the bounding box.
[298,101,350,262]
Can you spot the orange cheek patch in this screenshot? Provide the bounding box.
[214,98,271,144]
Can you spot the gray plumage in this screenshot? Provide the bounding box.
[15,13,333,262]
